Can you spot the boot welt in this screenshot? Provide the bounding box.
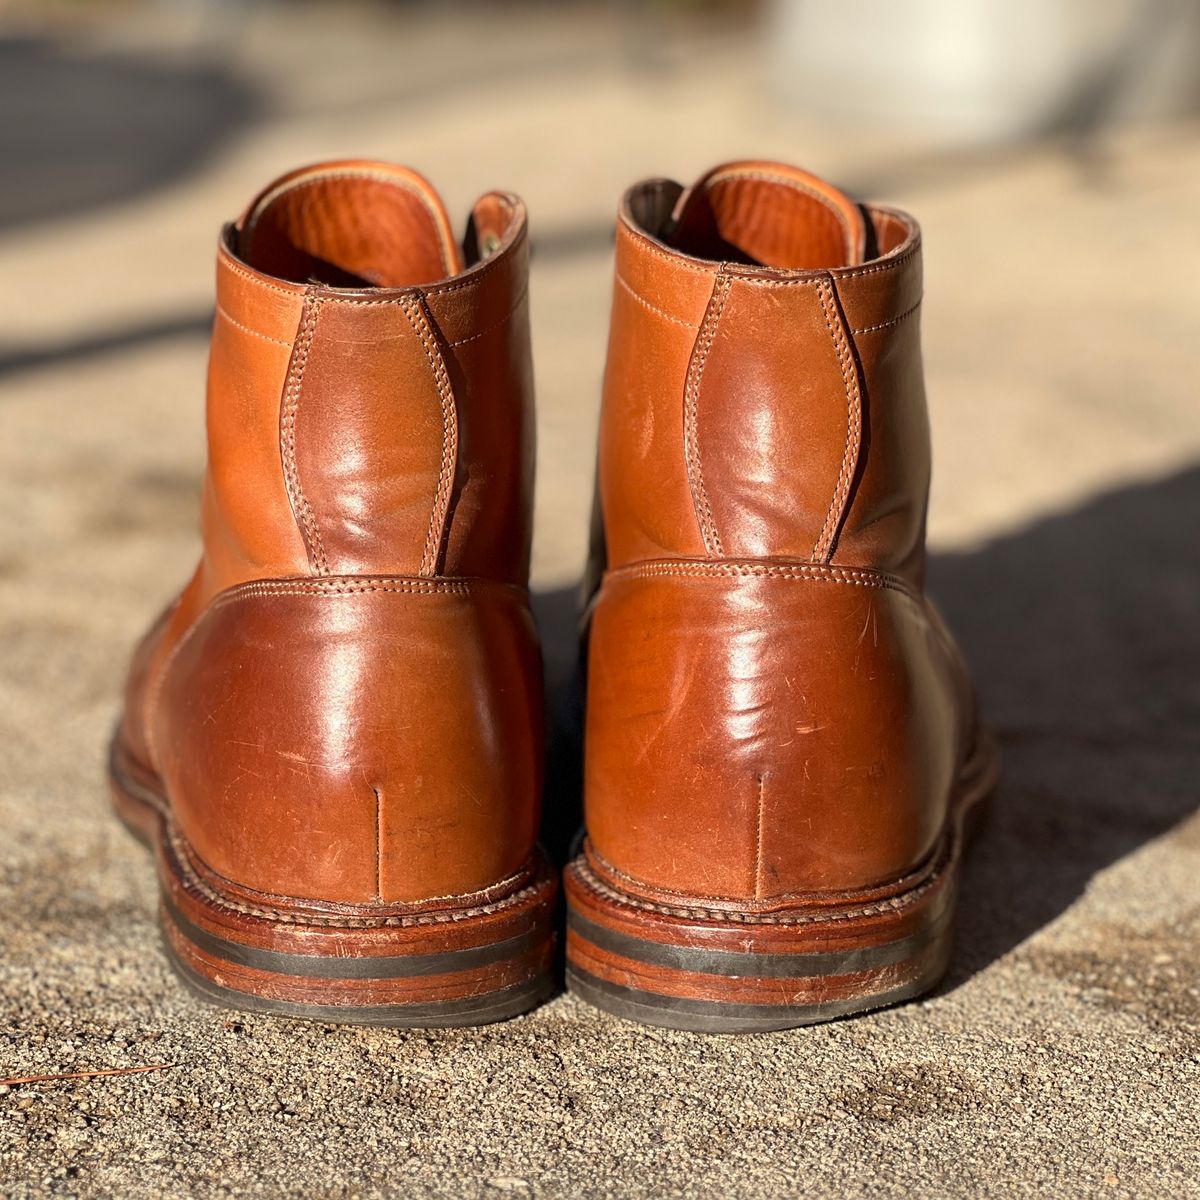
[564,730,999,1033]
[108,733,557,1028]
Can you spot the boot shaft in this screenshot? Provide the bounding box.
[585,162,971,903]
[598,161,929,584]
[201,161,535,596]
[121,163,545,908]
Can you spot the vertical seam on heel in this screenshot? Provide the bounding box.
[373,786,384,903]
[754,772,767,900]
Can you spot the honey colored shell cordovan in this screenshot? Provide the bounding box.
[111,159,996,1031]
[111,162,555,1025]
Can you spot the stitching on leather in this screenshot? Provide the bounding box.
[220,226,526,308]
[166,825,550,929]
[311,226,524,304]
[575,729,994,915]
[852,298,922,335]
[683,272,733,557]
[623,228,918,284]
[447,280,530,346]
[214,304,293,348]
[203,574,492,604]
[219,256,303,299]
[614,273,699,330]
[812,279,863,562]
[280,291,330,574]
[705,168,856,261]
[373,787,383,903]
[571,843,951,926]
[835,238,921,280]
[586,839,937,905]
[734,239,921,288]
[114,734,547,924]
[399,295,458,577]
[423,224,526,296]
[607,559,920,602]
[619,220,716,277]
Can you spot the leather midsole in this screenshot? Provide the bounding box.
[566,904,951,979]
[162,887,544,979]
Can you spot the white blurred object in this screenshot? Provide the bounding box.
[767,0,1200,142]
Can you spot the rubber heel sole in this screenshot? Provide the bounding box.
[563,850,956,1033]
[110,742,556,1028]
[565,730,999,1033]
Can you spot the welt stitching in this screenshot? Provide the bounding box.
[586,842,938,904]
[573,847,949,926]
[214,304,292,348]
[812,279,862,562]
[614,273,698,329]
[399,296,458,576]
[280,292,329,574]
[168,826,544,928]
[683,272,733,556]
[447,280,530,346]
[851,298,922,335]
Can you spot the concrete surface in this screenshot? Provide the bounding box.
[0,4,1197,1197]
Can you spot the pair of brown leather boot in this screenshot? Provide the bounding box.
[110,159,997,1033]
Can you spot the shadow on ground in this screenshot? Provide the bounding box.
[534,464,1200,981]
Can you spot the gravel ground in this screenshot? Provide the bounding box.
[0,5,1197,1197]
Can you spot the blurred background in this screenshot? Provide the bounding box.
[2,0,1198,605]
[3,0,1199,674]
[1,3,1198,1194]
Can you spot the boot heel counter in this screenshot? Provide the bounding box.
[584,563,964,899]
[152,578,543,904]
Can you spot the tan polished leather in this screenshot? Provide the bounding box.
[119,160,541,906]
[584,160,977,902]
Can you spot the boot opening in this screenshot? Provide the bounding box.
[664,162,867,270]
[235,163,465,288]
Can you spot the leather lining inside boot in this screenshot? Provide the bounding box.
[235,165,465,288]
[658,162,871,270]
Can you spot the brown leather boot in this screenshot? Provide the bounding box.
[565,161,999,1032]
[110,161,555,1026]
